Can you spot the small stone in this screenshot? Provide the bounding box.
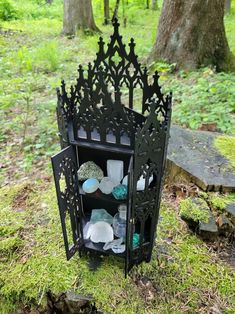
[87,221,114,243]
[77,161,103,181]
[112,184,128,200]
[199,210,218,239]
[99,177,116,194]
[224,203,235,225]
[217,214,234,236]
[82,178,99,193]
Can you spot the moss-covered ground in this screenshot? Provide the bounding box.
[1,0,235,313]
[0,182,235,313]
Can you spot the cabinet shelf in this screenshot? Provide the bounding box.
[83,240,125,258]
[79,184,126,205]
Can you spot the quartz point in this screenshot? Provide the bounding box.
[107,160,124,186]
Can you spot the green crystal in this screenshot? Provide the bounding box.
[133,233,140,249]
[112,184,127,200]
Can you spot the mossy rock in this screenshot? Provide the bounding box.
[167,125,235,192]
[214,136,235,168]
[179,198,210,224]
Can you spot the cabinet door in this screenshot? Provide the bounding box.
[51,146,82,260]
[125,156,134,276]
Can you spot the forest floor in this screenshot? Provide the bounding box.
[0,0,235,313]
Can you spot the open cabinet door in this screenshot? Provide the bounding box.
[125,156,134,276]
[51,146,82,260]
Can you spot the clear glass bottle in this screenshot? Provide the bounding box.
[113,204,127,238]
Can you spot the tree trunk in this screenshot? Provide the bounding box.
[151,0,158,10]
[104,0,110,25]
[112,0,120,20]
[63,0,99,36]
[146,0,149,9]
[224,0,231,14]
[150,0,230,71]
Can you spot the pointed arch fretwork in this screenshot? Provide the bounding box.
[56,18,172,144]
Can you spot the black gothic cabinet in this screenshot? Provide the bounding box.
[51,19,172,276]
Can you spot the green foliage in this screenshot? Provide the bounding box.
[209,193,235,211]
[0,0,18,21]
[10,41,63,73]
[0,236,23,253]
[163,69,235,134]
[179,198,210,223]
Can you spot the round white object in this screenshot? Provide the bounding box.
[99,177,116,194]
[87,221,114,243]
[82,178,99,193]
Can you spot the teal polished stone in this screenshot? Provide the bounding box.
[112,184,128,200]
[133,233,140,249]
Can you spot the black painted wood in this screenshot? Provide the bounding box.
[52,19,172,275]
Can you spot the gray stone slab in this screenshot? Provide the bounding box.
[167,125,235,192]
[225,203,235,217]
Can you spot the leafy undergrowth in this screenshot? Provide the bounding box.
[0,182,234,313]
[0,0,235,187]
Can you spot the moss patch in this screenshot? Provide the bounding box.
[179,198,210,223]
[209,193,235,211]
[214,136,235,168]
[0,184,235,313]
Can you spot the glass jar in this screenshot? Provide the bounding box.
[113,204,127,238]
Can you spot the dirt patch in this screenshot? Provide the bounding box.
[12,185,33,211]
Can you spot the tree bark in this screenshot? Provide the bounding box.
[104,0,110,25]
[224,0,231,14]
[63,0,99,36]
[150,0,230,71]
[151,0,158,10]
[112,0,120,20]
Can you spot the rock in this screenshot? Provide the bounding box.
[82,178,99,194]
[199,210,218,240]
[179,197,210,230]
[167,125,235,192]
[180,197,218,239]
[217,214,234,236]
[65,291,93,314]
[224,203,235,225]
[112,184,128,200]
[99,177,116,194]
[77,161,104,181]
[46,291,98,314]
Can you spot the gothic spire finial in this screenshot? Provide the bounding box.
[112,17,120,32]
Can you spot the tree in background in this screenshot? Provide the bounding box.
[225,0,231,14]
[112,0,120,20]
[63,0,99,36]
[150,0,231,71]
[104,0,110,24]
[151,0,158,10]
